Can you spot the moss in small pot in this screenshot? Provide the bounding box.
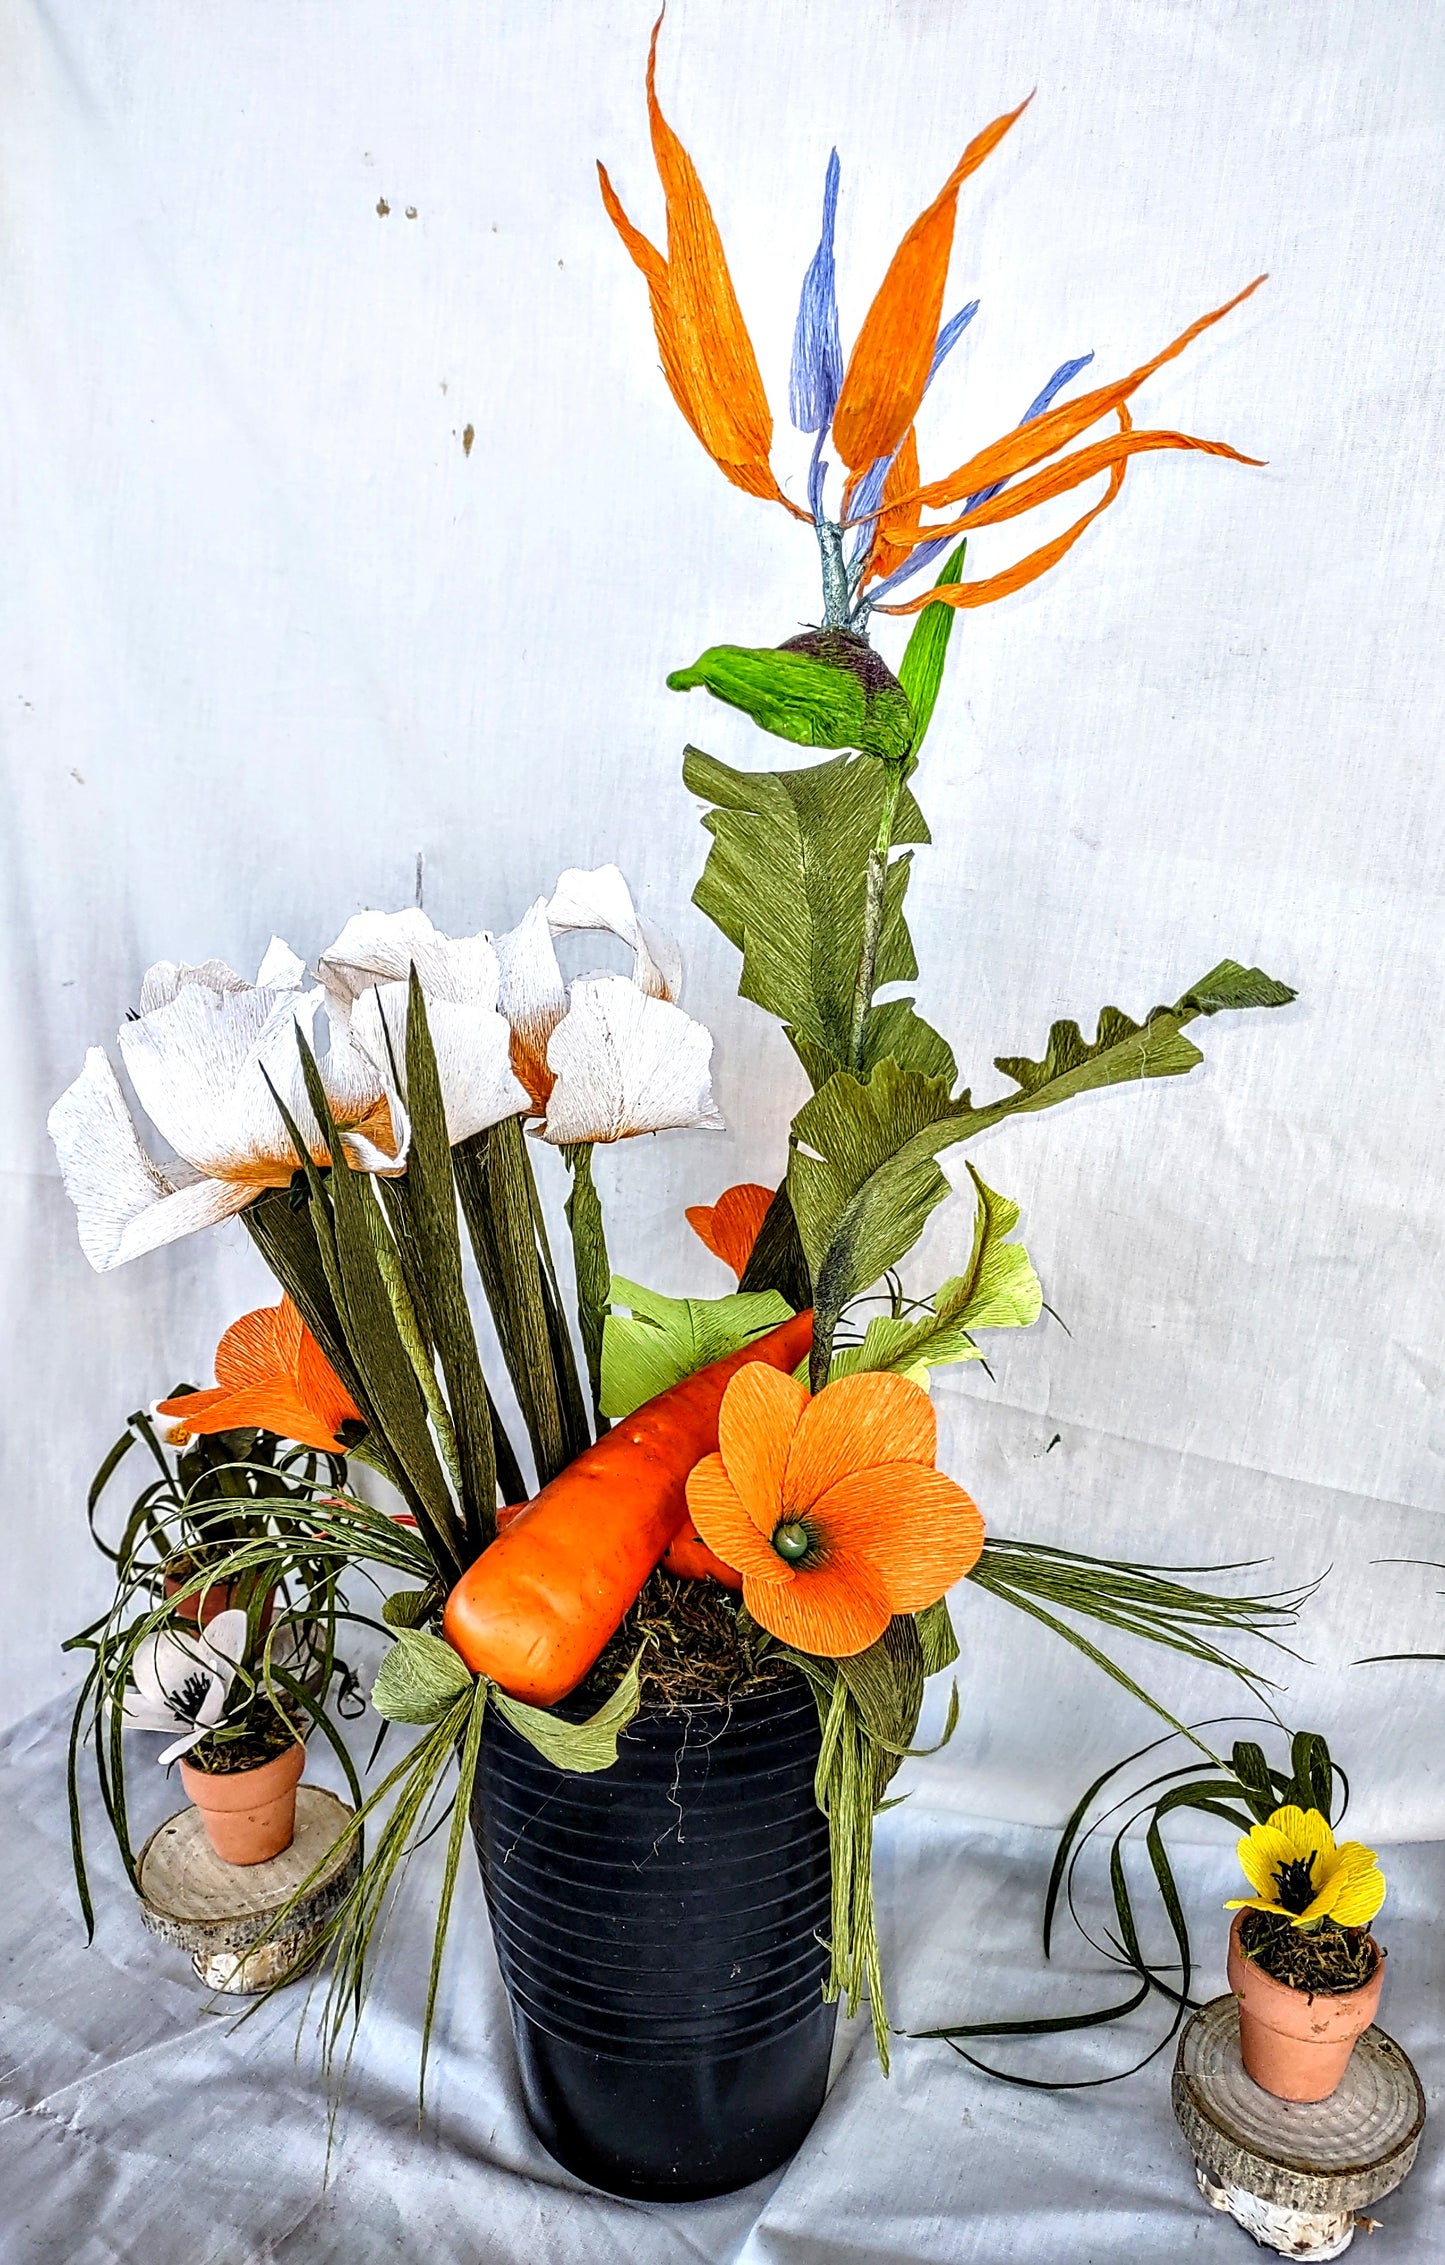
[185,1698,302,1775]
[1237,1907,1382,1996]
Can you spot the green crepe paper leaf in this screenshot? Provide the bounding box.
[563,1144,611,1427]
[381,1586,439,1631]
[684,743,953,1088]
[896,540,967,757]
[795,966,1295,1369]
[600,1279,795,1420]
[830,1166,1042,1382]
[737,1184,814,1310]
[372,1630,474,1724]
[917,1597,960,1678]
[495,1651,644,1774]
[668,632,914,760]
[398,975,498,1552]
[835,1615,925,1786]
[789,1059,972,1366]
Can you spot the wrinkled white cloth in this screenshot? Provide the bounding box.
[2,1686,1441,2265]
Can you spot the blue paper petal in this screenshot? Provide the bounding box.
[926,300,980,389]
[789,151,844,436]
[846,452,893,565]
[965,351,1095,511]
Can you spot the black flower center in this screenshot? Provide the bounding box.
[1272,1853,1319,1914]
[170,1670,213,1725]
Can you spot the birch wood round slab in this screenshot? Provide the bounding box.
[137,1786,358,1995]
[1172,1994,1425,2259]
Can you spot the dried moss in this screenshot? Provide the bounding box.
[577,1567,800,1713]
[1238,1907,1382,1995]
[187,1699,301,1775]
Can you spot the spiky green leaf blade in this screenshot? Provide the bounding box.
[896,540,967,755]
[400,975,499,1550]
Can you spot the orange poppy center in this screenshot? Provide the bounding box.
[772,1519,811,1564]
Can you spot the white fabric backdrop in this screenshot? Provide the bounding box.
[4,0,1444,1853]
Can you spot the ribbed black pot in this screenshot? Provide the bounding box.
[470,1673,836,2201]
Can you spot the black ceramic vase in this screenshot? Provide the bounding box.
[470,1673,836,2201]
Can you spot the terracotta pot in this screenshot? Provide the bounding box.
[179,1741,305,1865]
[164,1560,276,1637]
[1227,1910,1384,2102]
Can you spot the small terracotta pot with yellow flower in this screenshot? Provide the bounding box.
[1225,1806,1388,2102]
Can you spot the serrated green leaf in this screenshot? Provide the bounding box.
[796,966,1295,1369]
[895,541,967,756]
[495,1651,643,1773]
[832,1166,1042,1381]
[685,743,950,1084]
[669,634,914,759]
[600,1279,794,1420]
[372,1630,474,1723]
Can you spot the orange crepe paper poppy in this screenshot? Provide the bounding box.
[156,1297,363,1456]
[685,1366,984,1657]
[685,1182,774,1279]
[601,22,1263,619]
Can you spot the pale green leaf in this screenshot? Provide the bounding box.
[600,1278,794,1420]
[495,1650,644,1774]
[895,541,967,756]
[381,1586,438,1631]
[832,1167,1042,1381]
[371,1630,473,1724]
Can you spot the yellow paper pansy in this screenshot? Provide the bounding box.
[1225,1804,1386,1930]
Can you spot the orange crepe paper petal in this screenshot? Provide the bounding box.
[863,424,923,587]
[686,1181,775,1277]
[742,1553,895,1658]
[213,1300,303,1389]
[716,1363,809,1535]
[812,1464,986,1611]
[598,20,810,520]
[914,426,1262,542]
[785,1371,936,1508]
[874,407,1132,614]
[896,275,1266,517]
[686,1453,793,1586]
[831,97,1033,475]
[157,1297,361,1453]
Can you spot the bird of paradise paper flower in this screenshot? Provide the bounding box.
[1226,1806,1387,1931]
[154,1297,363,1457]
[686,1366,983,1655]
[600,17,1263,632]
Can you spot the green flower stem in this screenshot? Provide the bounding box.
[847,753,908,1079]
[563,1142,611,1429]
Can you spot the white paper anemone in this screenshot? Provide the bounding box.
[48,943,405,1273]
[492,865,722,1144]
[121,1608,248,1766]
[317,908,531,1146]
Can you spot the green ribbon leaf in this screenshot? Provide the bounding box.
[917,1597,960,1678]
[495,1651,644,1774]
[372,1630,474,1724]
[600,1278,794,1420]
[669,632,914,759]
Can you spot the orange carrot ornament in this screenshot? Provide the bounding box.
[443,1309,813,1702]
[686,1366,983,1655]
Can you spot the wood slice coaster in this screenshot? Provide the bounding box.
[136,1786,359,1995]
[1173,1994,1425,2260]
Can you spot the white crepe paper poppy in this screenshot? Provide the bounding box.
[48,944,405,1273]
[542,976,724,1145]
[122,1608,249,1766]
[317,909,530,1147]
[493,865,722,1141]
